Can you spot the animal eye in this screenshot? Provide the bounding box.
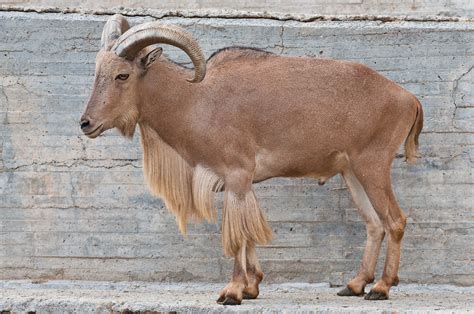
[115,74,129,81]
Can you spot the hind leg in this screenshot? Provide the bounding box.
[338,167,385,297]
[352,158,407,300]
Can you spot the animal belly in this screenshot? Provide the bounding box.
[253,149,349,183]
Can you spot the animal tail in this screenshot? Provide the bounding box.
[404,97,424,163]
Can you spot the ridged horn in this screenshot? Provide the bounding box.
[112,22,206,83]
[101,14,130,51]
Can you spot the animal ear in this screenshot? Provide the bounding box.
[140,47,162,69]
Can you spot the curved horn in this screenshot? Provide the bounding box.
[101,14,130,51]
[112,22,206,83]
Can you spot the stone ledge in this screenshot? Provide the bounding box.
[0,5,473,22]
[1,280,473,313]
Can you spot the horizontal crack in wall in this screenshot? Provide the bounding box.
[3,159,142,171]
[0,5,472,22]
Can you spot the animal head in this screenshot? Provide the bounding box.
[80,14,206,138]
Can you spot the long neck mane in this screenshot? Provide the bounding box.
[138,123,223,234]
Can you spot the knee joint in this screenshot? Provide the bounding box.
[389,216,406,242]
[367,224,385,241]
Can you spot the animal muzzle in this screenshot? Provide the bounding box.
[80,114,104,138]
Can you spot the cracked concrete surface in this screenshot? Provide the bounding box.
[0,281,473,313]
[452,65,474,130]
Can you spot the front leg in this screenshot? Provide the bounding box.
[217,170,272,305]
[217,240,248,305]
[243,241,263,299]
[216,240,263,304]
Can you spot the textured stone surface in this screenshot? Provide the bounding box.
[1,0,473,18]
[1,280,473,313]
[0,11,473,286]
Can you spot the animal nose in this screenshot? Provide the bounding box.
[80,119,90,130]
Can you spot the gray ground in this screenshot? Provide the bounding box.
[1,280,473,313]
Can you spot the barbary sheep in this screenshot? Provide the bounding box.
[81,14,423,305]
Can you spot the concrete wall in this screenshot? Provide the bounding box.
[1,0,474,18]
[0,10,473,286]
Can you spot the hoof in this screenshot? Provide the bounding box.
[337,286,364,297]
[243,292,258,299]
[222,297,241,305]
[217,294,242,305]
[393,277,400,286]
[364,290,388,300]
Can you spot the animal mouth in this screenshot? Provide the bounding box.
[84,123,104,138]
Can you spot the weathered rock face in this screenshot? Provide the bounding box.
[0,10,472,285]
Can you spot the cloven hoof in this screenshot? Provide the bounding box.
[243,292,258,299]
[221,297,241,305]
[364,290,389,300]
[217,294,242,305]
[337,286,365,297]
